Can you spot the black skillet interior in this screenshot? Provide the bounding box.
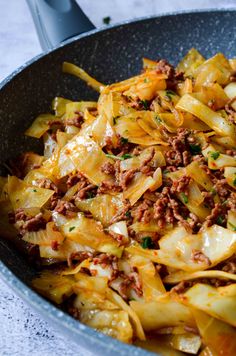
[0,5,236,334]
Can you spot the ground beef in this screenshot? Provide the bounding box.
[165,149,183,166]
[171,281,193,294]
[202,191,215,209]
[226,149,236,156]
[93,254,119,280]
[36,178,58,193]
[66,171,88,188]
[227,192,236,211]
[222,261,236,274]
[170,175,191,195]
[100,162,115,175]
[97,180,122,194]
[139,148,155,176]
[156,59,175,79]
[76,184,97,199]
[54,200,77,216]
[68,251,94,267]
[191,249,211,266]
[119,269,143,300]
[225,97,236,123]
[9,208,47,234]
[68,307,80,320]
[65,111,84,128]
[131,199,153,223]
[154,187,186,227]
[214,179,231,199]
[119,169,137,190]
[203,203,222,228]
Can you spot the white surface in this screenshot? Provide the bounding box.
[0,0,236,355]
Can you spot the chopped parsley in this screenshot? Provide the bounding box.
[155,116,162,124]
[86,191,95,199]
[189,143,201,155]
[210,188,217,196]
[165,90,176,101]
[141,236,155,249]
[216,215,224,225]
[120,137,129,145]
[105,154,123,160]
[233,178,236,186]
[228,222,236,231]
[210,151,220,160]
[32,189,37,192]
[140,99,149,110]
[122,153,132,160]
[163,169,170,174]
[69,226,75,232]
[125,211,131,218]
[105,153,132,160]
[103,16,111,25]
[180,192,188,204]
[113,116,119,125]
[144,78,149,83]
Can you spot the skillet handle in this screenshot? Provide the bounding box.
[26,0,95,51]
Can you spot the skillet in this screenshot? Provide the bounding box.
[0,1,236,355]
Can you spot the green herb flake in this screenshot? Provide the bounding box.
[141,236,155,249]
[216,215,224,225]
[103,16,111,25]
[113,116,119,125]
[163,169,170,174]
[228,222,236,231]
[189,143,201,155]
[32,189,37,192]
[210,188,217,196]
[144,78,149,83]
[233,178,236,186]
[125,211,131,218]
[121,137,129,145]
[155,116,162,124]
[180,192,188,204]
[210,151,220,160]
[122,153,132,160]
[105,154,123,161]
[165,90,176,101]
[69,226,75,232]
[140,99,149,110]
[86,191,95,199]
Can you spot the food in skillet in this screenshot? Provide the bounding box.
[1,48,236,355]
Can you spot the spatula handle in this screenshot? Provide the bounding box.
[26,0,95,51]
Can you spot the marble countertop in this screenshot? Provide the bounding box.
[0,0,235,355]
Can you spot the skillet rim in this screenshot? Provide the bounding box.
[0,7,236,355]
[1,7,236,88]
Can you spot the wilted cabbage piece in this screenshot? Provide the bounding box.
[156,225,236,271]
[32,271,74,304]
[75,194,124,226]
[193,309,236,356]
[183,283,236,327]
[130,292,195,331]
[164,270,236,284]
[8,176,54,210]
[57,134,113,183]
[129,255,166,300]
[176,94,235,137]
[25,114,61,138]
[123,172,155,206]
[61,213,123,257]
